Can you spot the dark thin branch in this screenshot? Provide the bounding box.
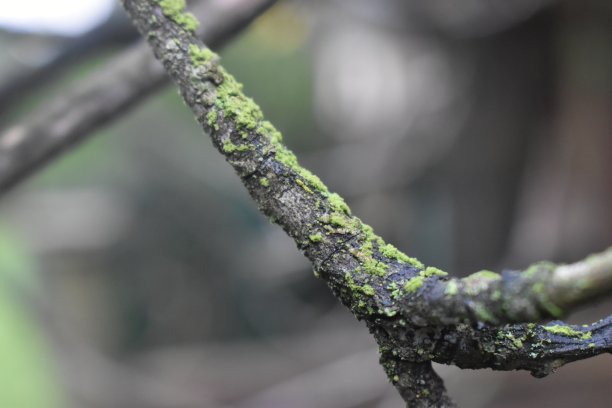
[0,0,276,194]
[0,8,138,118]
[119,1,611,406]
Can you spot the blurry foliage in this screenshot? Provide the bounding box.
[0,226,63,408]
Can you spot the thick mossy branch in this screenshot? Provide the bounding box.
[402,247,612,326]
[121,1,611,406]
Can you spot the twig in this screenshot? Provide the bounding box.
[402,247,612,326]
[0,0,276,194]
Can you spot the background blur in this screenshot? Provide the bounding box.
[0,0,611,407]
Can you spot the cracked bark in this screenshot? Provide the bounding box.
[120,1,611,406]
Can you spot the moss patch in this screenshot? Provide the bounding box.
[543,324,592,340]
[222,140,251,153]
[404,276,424,293]
[156,0,199,32]
[309,233,323,243]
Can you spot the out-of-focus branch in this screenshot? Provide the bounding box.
[401,247,612,326]
[0,8,138,118]
[0,0,276,194]
[119,0,611,406]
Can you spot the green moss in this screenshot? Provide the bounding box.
[388,282,404,300]
[296,179,313,194]
[157,0,199,32]
[259,177,269,187]
[473,304,496,323]
[445,280,458,296]
[423,266,448,277]
[504,333,524,349]
[329,214,348,228]
[543,324,592,340]
[189,44,216,65]
[401,266,448,296]
[383,307,397,317]
[222,140,251,153]
[378,241,424,269]
[363,258,388,276]
[309,233,323,243]
[328,193,350,215]
[491,289,502,301]
[461,270,501,296]
[214,67,263,132]
[257,120,283,143]
[532,282,563,318]
[345,273,375,298]
[404,276,424,293]
[206,109,218,129]
[361,284,375,296]
[524,261,556,279]
[298,169,327,193]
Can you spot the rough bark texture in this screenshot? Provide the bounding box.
[120,1,611,406]
[0,0,276,194]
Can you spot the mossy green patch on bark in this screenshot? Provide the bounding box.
[296,178,314,194]
[362,258,388,277]
[328,193,350,215]
[543,324,592,340]
[189,44,216,65]
[423,266,448,277]
[222,140,251,153]
[532,282,564,318]
[309,233,323,243]
[206,110,218,129]
[345,272,376,298]
[523,261,556,279]
[259,177,270,187]
[404,276,424,293]
[215,67,264,131]
[156,0,199,32]
[403,267,449,294]
[444,280,458,296]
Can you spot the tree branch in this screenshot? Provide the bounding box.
[401,247,612,326]
[0,0,276,194]
[119,1,611,406]
[434,316,611,377]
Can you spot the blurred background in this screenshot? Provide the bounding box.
[0,0,610,406]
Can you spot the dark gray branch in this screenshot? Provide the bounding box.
[434,316,612,377]
[0,0,276,194]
